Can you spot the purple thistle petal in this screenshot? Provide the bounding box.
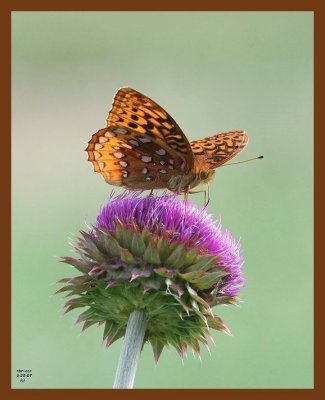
[96,192,244,296]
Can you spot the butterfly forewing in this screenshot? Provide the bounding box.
[106,87,194,170]
[86,87,195,190]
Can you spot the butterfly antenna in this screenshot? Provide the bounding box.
[221,155,264,167]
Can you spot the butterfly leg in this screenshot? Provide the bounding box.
[182,188,190,223]
[205,183,210,207]
[149,189,154,196]
[188,185,210,207]
[183,187,190,203]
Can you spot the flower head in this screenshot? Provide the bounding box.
[58,193,244,361]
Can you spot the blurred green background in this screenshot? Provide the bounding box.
[12,12,313,388]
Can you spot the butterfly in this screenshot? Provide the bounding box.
[86,87,248,197]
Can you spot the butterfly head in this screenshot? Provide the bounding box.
[165,166,213,192]
[198,169,215,185]
[198,169,211,180]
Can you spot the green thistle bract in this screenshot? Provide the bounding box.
[57,193,244,362]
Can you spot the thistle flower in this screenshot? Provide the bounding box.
[58,193,244,362]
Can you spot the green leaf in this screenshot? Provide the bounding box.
[55,284,78,294]
[59,257,92,273]
[206,315,226,331]
[143,242,161,264]
[154,267,176,278]
[165,244,186,269]
[89,228,109,255]
[167,281,184,297]
[194,271,229,290]
[119,248,136,264]
[141,228,150,246]
[115,225,132,249]
[186,283,213,316]
[64,301,84,314]
[209,295,239,306]
[130,268,151,281]
[191,299,208,326]
[178,270,206,283]
[191,339,201,358]
[131,232,146,256]
[183,248,200,268]
[80,230,100,252]
[138,277,161,291]
[168,286,189,313]
[79,231,109,262]
[150,337,165,364]
[77,308,97,322]
[183,255,216,272]
[79,241,108,263]
[99,230,122,257]
[109,269,131,281]
[103,320,115,340]
[58,280,92,295]
[68,276,92,285]
[105,323,125,347]
[156,237,171,262]
[168,335,186,358]
[81,319,98,332]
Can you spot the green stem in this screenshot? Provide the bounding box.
[113,310,147,389]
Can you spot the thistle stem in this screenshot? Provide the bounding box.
[113,310,147,389]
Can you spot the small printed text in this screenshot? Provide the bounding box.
[16,369,32,383]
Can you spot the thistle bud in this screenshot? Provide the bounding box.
[58,193,244,362]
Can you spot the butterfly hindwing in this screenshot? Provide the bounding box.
[86,126,185,189]
[190,130,248,169]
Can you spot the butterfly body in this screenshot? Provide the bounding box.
[166,164,215,193]
[86,87,248,193]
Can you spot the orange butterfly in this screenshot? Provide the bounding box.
[86,87,248,197]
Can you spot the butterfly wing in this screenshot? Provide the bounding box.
[86,87,194,189]
[106,87,194,166]
[190,130,249,169]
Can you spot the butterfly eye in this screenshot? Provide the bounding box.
[200,171,209,180]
